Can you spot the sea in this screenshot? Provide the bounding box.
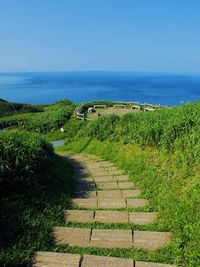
[1,71,200,106]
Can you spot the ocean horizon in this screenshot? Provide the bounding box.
[1,71,200,106]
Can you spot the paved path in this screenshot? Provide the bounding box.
[32,153,176,267]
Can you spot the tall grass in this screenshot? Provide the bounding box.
[0,130,75,267]
[59,101,200,266]
[0,101,75,133]
[0,131,53,192]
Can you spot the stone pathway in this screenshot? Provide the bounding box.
[32,153,176,267]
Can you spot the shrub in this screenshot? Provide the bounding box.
[0,105,75,133]
[0,131,53,191]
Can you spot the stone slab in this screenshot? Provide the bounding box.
[98,198,126,209]
[97,190,122,199]
[93,176,117,182]
[104,167,121,172]
[74,190,97,198]
[34,252,80,267]
[72,198,97,208]
[94,175,129,183]
[113,175,130,181]
[53,227,91,247]
[75,181,96,192]
[90,229,133,248]
[126,199,149,208]
[85,164,105,168]
[96,182,118,189]
[129,212,158,225]
[33,263,66,267]
[95,210,128,223]
[86,164,106,168]
[118,182,134,189]
[121,189,141,198]
[89,171,110,176]
[82,255,133,267]
[135,262,177,267]
[133,231,172,251]
[91,170,124,177]
[107,170,124,175]
[65,210,94,223]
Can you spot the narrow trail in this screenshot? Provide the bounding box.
[32,153,176,267]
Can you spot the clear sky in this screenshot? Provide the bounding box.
[0,0,200,73]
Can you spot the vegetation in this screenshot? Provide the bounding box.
[0,99,43,117]
[56,101,200,267]
[0,131,53,192]
[0,99,76,266]
[0,131,75,267]
[1,99,200,266]
[0,99,75,133]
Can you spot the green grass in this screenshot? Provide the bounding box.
[0,99,76,133]
[59,137,200,267]
[0,99,43,117]
[1,100,200,266]
[0,131,53,190]
[53,245,176,265]
[0,153,76,267]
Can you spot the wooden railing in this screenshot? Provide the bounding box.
[75,101,168,120]
[76,112,85,121]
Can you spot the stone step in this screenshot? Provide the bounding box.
[32,252,177,267]
[86,162,114,168]
[33,251,80,267]
[96,181,134,190]
[75,181,136,191]
[72,197,149,209]
[90,170,124,176]
[65,210,158,224]
[74,189,141,199]
[93,175,130,182]
[53,227,172,251]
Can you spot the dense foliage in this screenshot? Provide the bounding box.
[66,102,200,163]
[0,153,75,267]
[59,101,200,267]
[0,131,53,192]
[0,128,75,266]
[0,100,75,133]
[0,99,43,117]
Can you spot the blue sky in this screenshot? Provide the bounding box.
[0,0,200,73]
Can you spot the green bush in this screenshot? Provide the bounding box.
[60,101,200,266]
[0,131,53,190]
[66,102,200,164]
[83,114,120,141]
[0,104,75,133]
[0,99,43,117]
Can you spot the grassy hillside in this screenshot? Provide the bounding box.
[57,101,200,267]
[1,100,199,266]
[0,99,76,266]
[0,131,75,267]
[0,98,43,117]
[0,99,76,133]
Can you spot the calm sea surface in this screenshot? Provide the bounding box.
[1,72,200,106]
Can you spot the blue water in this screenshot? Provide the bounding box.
[1,71,200,106]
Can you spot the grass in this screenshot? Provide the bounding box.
[0,99,43,117]
[57,138,200,267]
[0,99,75,133]
[53,245,176,265]
[0,153,76,267]
[1,100,200,266]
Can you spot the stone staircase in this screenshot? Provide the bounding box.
[32,153,176,267]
